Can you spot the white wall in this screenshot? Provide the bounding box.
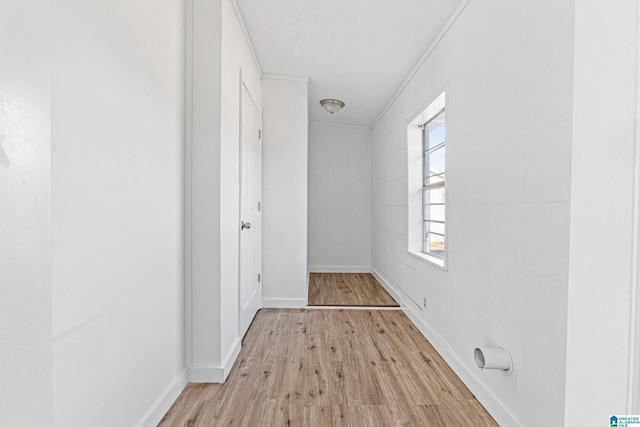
[565,0,640,422]
[371,0,573,425]
[188,0,223,374]
[262,76,309,307]
[51,1,186,425]
[0,1,52,425]
[308,123,371,272]
[219,0,262,367]
[187,0,262,381]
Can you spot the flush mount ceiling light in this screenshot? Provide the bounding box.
[320,99,345,114]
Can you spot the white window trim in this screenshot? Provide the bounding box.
[407,91,448,270]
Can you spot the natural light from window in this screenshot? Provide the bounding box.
[407,91,447,269]
[422,109,446,259]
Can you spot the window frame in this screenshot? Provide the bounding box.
[406,91,448,270]
[420,108,446,261]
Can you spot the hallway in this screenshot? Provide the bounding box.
[307,273,399,307]
[160,309,497,426]
[5,1,640,425]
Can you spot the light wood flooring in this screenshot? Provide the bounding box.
[160,309,497,426]
[308,273,399,307]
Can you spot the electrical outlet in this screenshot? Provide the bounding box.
[423,297,427,309]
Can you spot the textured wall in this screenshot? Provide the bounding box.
[371,0,574,425]
[0,0,52,424]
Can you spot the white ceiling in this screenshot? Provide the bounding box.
[236,0,463,127]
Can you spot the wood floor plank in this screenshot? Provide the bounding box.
[159,309,497,427]
[308,273,399,307]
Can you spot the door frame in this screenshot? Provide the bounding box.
[238,68,262,338]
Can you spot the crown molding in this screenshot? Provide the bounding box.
[262,73,309,83]
[370,0,471,129]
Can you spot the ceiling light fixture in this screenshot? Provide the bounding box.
[320,99,345,114]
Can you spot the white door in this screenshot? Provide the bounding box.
[239,83,262,337]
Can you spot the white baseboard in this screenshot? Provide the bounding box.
[189,337,242,383]
[136,368,188,427]
[370,268,403,304]
[308,265,371,273]
[261,297,307,308]
[370,268,520,426]
[189,366,223,383]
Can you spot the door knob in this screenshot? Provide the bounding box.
[241,221,251,230]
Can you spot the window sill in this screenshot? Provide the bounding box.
[408,250,448,271]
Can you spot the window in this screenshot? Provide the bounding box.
[407,91,446,268]
[421,109,446,259]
